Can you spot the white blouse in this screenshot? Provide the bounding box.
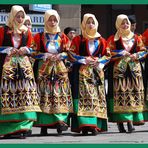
[12,34,21,48]
[123,38,134,52]
[46,34,59,54]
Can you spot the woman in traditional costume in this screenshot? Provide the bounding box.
[107,14,147,133]
[0,5,41,139]
[142,29,148,115]
[24,15,32,30]
[69,13,110,135]
[33,9,73,135]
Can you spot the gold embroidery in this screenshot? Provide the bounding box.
[38,60,73,114]
[77,65,107,119]
[1,55,41,114]
[113,59,146,113]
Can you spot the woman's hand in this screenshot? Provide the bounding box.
[85,56,95,65]
[43,53,51,61]
[55,54,61,61]
[18,47,28,56]
[130,54,137,61]
[9,48,18,56]
[122,50,130,56]
[43,53,62,62]
[43,53,58,61]
[50,54,58,61]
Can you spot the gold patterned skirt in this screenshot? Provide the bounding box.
[113,58,146,113]
[0,55,41,115]
[37,60,73,114]
[77,65,107,119]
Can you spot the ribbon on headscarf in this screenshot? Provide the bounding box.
[0,47,12,54]
[137,51,148,61]
[111,49,147,61]
[33,52,68,60]
[0,46,36,56]
[112,49,147,79]
[68,50,109,66]
[111,49,125,60]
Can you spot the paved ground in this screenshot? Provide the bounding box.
[1,122,148,144]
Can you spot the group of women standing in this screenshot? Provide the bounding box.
[0,5,147,139]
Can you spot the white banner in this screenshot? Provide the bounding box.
[0,13,44,25]
[0,13,8,24]
[0,13,44,33]
[32,26,44,33]
[29,4,52,12]
[29,14,44,25]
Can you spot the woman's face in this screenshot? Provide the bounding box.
[14,11,25,24]
[67,31,76,40]
[24,20,31,29]
[86,17,95,30]
[46,15,58,27]
[120,19,129,30]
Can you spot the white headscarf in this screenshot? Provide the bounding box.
[44,9,61,34]
[24,15,32,29]
[6,5,28,34]
[81,13,101,40]
[114,14,134,41]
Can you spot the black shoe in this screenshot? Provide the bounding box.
[117,123,126,133]
[57,123,68,131]
[40,127,48,136]
[127,122,135,133]
[2,134,12,139]
[56,123,68,135]
[82,130,88,135]
[22,130,32,137]
[57,128,62,135]
[82,127,89,136]
[133,122,145,126]
[12,131,27,139]
[91,128,98,136]
[19,133,27,139]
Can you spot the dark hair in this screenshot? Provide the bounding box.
[64,27,76,35]
[128,15,136,24]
